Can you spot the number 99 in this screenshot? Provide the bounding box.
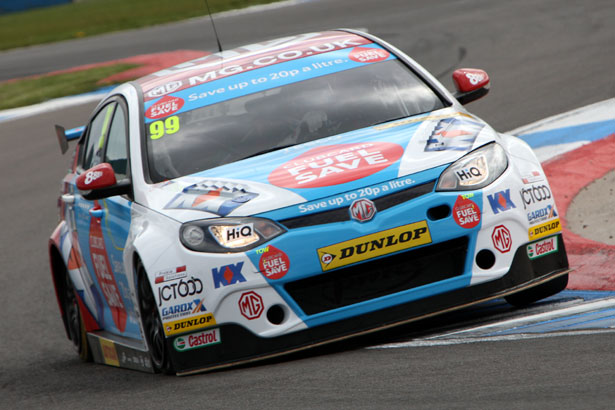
[149,116,180,140]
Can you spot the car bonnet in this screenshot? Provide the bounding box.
[144,107,499,223]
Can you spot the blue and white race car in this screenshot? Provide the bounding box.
[49,30,569,375]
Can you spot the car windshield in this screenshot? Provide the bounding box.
[145,59,446,182]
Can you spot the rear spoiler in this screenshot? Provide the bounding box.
[54,125,85,154]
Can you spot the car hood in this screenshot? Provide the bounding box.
[144,108,500,223]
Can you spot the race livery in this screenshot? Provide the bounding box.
[49,30,569,375]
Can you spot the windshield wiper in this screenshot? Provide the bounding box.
[240,144,299,160]
[369,115,413,127]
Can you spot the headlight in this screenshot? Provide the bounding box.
[180,217,285,253]
[436,142,508,191]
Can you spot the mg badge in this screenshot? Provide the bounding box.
[349,198,377,222]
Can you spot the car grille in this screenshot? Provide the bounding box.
[285,236,468,315]
[279,180,436,229]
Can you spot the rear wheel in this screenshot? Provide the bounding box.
[62,268,91,361]
[505,273,569,308]
[136,260,175,374]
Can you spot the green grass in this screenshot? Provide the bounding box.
[0,0,280,51]
[0,63,138,110]
[0,0,283,110]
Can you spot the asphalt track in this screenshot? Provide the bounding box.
[1,1,615,408]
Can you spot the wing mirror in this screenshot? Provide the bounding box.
[76,163,132,200]
[452,68,490,105]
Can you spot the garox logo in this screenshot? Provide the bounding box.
[349,198,377,222]
[173,328,221,352]
[527,236,558,260]
[164,313,216,336]
[520,184,551,209]
[348,47,390,63]
[268,143,404,189]
[491,225,512,253]
[317,221,431,271]
[145,95,184,119]
[238,291,264,320]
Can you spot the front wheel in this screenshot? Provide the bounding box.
[62,267,91,361]
[505,273,569,308]
[136,260,175,374]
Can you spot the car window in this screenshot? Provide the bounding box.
[145,59,446,183]
[104,104,128,179]
[82,102,117,170]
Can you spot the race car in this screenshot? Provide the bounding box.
[49,29,569,375]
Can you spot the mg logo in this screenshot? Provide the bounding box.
[238,291,264,320]
[349,198,376,222]
[492,225,512,253]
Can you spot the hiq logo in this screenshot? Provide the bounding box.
[212,262,246,289]
[487,189,516,214]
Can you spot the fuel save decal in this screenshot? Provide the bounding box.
[145,96,184,119]
[258,246,290,280]
[268,142,404,188]
[317,221,431,271]
[453,194,481,228]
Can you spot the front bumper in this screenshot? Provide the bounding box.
[171,233,569,375]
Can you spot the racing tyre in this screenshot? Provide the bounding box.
[137,260,175,374]
[62,267,92,362]
[505,273,569,308]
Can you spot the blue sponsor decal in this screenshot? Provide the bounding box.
[425,117,484,152]
[527,204,558,224]
[212,262,246,288]
[162,299,207,319]
[144,44,396,123]
[487,189,516,214]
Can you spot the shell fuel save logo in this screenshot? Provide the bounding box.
[317,221,431,271]
[268,142,404,188]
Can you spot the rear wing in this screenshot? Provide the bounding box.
[54,125,85,154]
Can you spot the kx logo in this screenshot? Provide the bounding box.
[487,189,516,214]
[212,262,246,288]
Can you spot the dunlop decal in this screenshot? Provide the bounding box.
[317,221,431,271]
[163,313,216,336]
[528,218,561,241]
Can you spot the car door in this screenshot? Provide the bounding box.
[70,97,139,338]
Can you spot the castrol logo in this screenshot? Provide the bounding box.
[269,142,404,189]
[349,47,390,64]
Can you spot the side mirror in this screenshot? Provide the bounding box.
[452,68,490,105]
[77,163,131,200]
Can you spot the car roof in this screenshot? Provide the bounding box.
[135,30,374,102]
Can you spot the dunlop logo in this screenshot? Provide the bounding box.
[163,313,216,336]
[317,221,432,271]
[528,218,561,241]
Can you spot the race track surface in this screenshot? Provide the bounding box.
[1,1,614,408]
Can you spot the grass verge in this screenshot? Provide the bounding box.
[0,0,280,51]
[0,63,139,110]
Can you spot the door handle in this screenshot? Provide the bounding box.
[61,194,75,204]
[89,207,104,218]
